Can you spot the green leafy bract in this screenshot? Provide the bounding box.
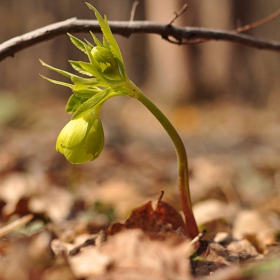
[69,60,92,76]
[39,74,74,89]
[40,60,77,79]
[90,31,102,47]
[68,33,88,54]
[78,61,104,80]
[72,88,111,119]
[84,39,94,50]
[73,88,101,98]
[66,95,88,114]
[71,76,99,87]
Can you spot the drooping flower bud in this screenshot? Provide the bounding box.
[56,111,104,164]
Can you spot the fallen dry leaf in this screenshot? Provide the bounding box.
[99,229,192,279]
[107,200,173,237]
[107,197,186,239]
[233,209,278,247]
[155,199,186,231]
[29,186,73,222]
[69,246,111,278]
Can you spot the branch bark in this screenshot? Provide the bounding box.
[1,17,280,62]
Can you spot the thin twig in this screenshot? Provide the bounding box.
[1,18,280,62]
[155,190,165,212]
[130,1,140,21]
[234,8,280,33]
[157,190,164,204]
[0,214,33,237]
[169,3,189,25]
[190,230,206,246]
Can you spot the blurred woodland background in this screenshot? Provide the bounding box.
[0,0,280,104]
[0,0,280,220]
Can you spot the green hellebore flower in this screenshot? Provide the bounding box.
[56,111,104,164]
[91,46,123,80]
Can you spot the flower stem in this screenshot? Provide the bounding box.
[128,81,199,239]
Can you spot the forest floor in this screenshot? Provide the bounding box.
[1,86,280,279]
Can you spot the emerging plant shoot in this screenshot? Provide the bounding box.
[40,3,199,238]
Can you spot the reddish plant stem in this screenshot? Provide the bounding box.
[135,89,199,239]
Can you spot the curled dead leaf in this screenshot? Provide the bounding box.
[107,198,186,239]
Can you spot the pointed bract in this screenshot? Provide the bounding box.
[68,33,88,54]
[40,60,77,79]
[66,95,88,114]
[72,89,110,119]
[85,3,125,70]
[69,60,93,76]
[90,31,102,47]
[39,74,74,89]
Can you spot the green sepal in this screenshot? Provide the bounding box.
[85,118,104,161]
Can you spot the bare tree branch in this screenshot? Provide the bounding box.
[0,17,280,62]
[167,7,280,46]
